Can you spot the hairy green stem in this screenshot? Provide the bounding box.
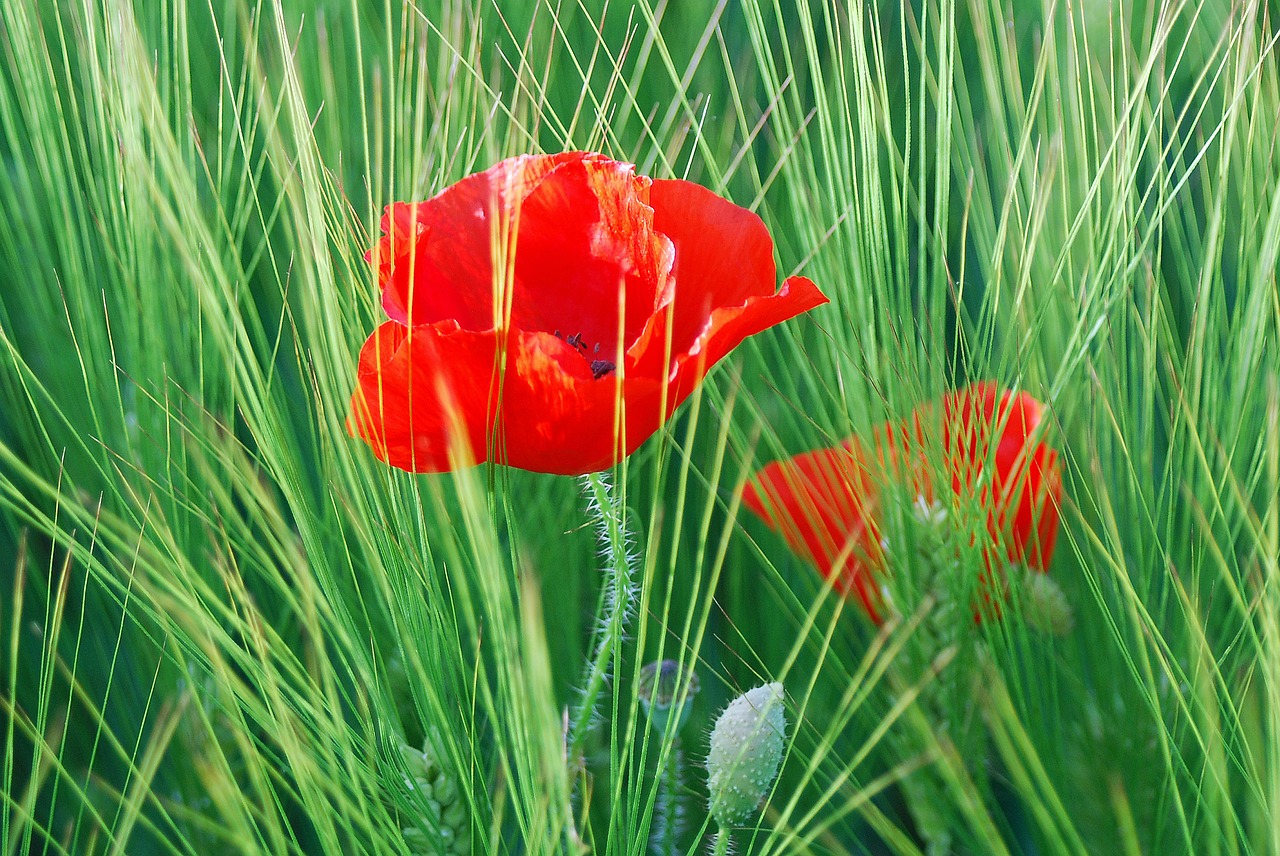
[567,470,635,768]
[652,741,684,854]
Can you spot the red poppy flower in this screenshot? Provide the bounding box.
[349,152,828,475]
[742,383,1062,621]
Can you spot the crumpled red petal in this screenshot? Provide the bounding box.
[350,324,677,475]
[985,391,1062,569]
[742,441,886,619]
[487,331,670,474]
[667,275,829,406]
[744,384,1062,622]
[504,157,673,355]
[348,321,499,472]
[375,152,585,330]
[351,152,829,475]
[627,179,819,379]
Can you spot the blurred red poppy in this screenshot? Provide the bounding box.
[742,383,1062,621]
[349,152,827,474]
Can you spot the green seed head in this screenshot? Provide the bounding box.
[1022,570,1073,635]
[706,682,787,827]
[396,732,470,855]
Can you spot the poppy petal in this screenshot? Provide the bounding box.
[352,153,828,474]
[504,155,674,354]
[628,175,828,383]
[989,391,1061,570]
[640,180,819,371]
[647,179,789,354]
[490,330,667,474]
[743,442,884,618]
[744,383,1062,623]
[666,275,829,406]
[349,321,498,472]
[376,152,586,329]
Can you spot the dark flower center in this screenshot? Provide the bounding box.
[554,330,617,379]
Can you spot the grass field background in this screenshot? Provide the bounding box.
[1,0,1278,853]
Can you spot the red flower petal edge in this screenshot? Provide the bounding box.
[742,383,1063,622]
[349,152,828,475]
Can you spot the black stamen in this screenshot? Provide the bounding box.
[552,329,612,374]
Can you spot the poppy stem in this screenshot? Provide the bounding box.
[567,470,636,770]
[651,740,685,854]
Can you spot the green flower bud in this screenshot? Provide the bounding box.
[637,660,700,734]
[706,682,787,827]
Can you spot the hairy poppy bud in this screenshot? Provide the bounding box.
[637,659,700,734]
[706,683,787,827]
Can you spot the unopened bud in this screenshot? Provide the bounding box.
[637,660,700,734]
[706,682,787,827]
